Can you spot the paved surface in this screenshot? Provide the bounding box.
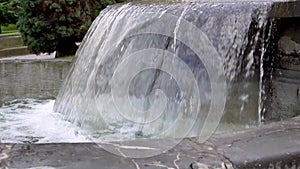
[0,116,299,169]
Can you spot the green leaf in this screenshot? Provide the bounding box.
[59,16,66,21]
[15,0,120,54]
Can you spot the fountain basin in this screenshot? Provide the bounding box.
[0,0,300,168]
[1,116,299,169]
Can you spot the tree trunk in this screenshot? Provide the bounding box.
[55,39,78,58]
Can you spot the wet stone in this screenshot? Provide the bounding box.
[1,116,299,169]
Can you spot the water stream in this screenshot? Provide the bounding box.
[0,1,277,144]
[54,1,273,141]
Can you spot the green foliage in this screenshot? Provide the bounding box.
[90,0,125,20]
[1,24,18,34]
[16,0,123,57]
[0,0,17,33]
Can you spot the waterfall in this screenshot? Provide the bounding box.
[54,1,273,142]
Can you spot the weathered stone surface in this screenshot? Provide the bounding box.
[0,34,30,57]
[266,69,300,120]
[270,1,300,18]
[278,36,300,55]
[1,116,299,169]
[263,17,300,121]
[0,47,30,58]
[0,59,72,102]
[0,35,24,50]
[209,116,300,169]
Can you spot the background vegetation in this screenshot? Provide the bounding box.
[0,0,124,57]
[0,0,17,34]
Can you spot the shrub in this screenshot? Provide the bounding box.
[16,0,122,57]
[0,0,17,34]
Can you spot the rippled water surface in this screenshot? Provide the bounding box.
[0,99,158,143]
[0,98,256,144]
[0,99,89,143]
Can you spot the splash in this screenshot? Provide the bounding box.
[54,1,273,144]
[0,99,89,143]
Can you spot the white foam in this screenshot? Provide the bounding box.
[0,99,90,143]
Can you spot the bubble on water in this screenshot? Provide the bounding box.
[0,99,90,143]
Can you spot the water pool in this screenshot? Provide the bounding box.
[0,99,156,143]
[0,99,88,143]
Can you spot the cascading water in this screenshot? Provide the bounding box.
[54,1,274,144]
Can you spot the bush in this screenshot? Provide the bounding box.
[0,0,17,34]
[16,0,122,57]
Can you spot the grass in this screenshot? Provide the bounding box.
[1,24,19,34]
[61,55,75,58]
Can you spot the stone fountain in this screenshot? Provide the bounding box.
[0,0,299,168]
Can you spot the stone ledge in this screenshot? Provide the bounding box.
[208,116,300,168]
[0,35,24,50]
[0,58,72,63]
[1,116,299,169]
[270,1,300,18]
[0,46,30,58]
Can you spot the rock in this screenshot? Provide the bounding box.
[278,36,300,55]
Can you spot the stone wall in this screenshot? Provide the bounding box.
[0,59,72,103]
[0,34,30,58]
[264,18,300,121]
